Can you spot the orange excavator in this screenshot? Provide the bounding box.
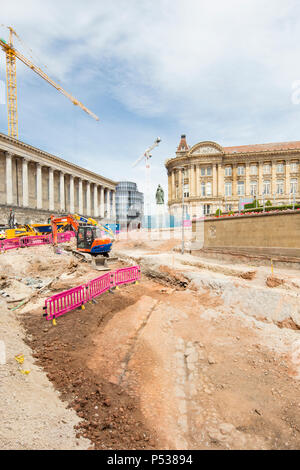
[50,215,112,257]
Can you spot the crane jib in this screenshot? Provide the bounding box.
[0,27,100,138]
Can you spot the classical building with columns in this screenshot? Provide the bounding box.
[0,131,116,224]
[166,135,300,216]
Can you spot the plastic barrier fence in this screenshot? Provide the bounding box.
[44,265,141,321]
[45,285,87,320]
[0,237,21,251]
[24,235,51,247]
[86,272,114,300]
[114,265,141,286]
[57,232,73,243]
[0,232,74,252]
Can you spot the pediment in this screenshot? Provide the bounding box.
[189,141,224,156]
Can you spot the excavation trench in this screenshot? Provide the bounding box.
[13,242,300,450]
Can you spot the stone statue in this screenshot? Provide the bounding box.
[155,184,164,205]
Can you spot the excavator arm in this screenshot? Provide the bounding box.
[50,214,79,244]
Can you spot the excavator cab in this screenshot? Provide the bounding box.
[76,225,112,256]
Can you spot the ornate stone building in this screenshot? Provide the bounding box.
[0,131,116,224]
[166,135,300,216]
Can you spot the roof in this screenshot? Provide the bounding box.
[224,141,300,154]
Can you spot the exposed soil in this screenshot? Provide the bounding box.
[2,241,300,450]
[21,283,159,450]
[266,276,285,288]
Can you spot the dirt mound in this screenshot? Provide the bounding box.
[266,276,285,288]
[239,271,256,280]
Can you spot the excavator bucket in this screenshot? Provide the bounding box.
[91,256,108,270]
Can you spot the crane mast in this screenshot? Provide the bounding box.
[5,27,18,138]
[0,26,99,139]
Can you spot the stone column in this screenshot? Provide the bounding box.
[196,164,200,196]
[217,164,224,197]
[60,172,65,212]
[190,165,195,197]
[258,161,263,196]
[168,171,172,202]
[285,161,290,196]
[178,169,182,199]
[22,158,29,207]
[100,186,105,218]
[6,152,13,205]
[112,190,116,218]
[78,179,83,214]
[171,171,175,200]
[93,184,98,217]
[69,175,74,213]
[49,168,54,211]
[212,164,217,196]
[245,162,250,196]
[106,189,111,219]
[36,163,42,209]
[86,182,91,215]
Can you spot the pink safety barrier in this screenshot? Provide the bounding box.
[0,237,20,252]
[44,265,141,320]
[0,232,75,252]
[57,232,72,243]
[114,265,141,287]
[24,234,51,247]
[45,284,87,320]
[86,271,114,300]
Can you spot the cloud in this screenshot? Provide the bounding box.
[1,0,300,203]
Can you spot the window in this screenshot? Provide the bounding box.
[291,161,298,172]
[206,166,212,176]
[225,204,232,212]
[206,182,212,196]
[237,165,245,176]
[263,164,271,174]
[203,204,211,215]
[237,181,245,196]
[201,167,205,176]
[250,165,258,175]
[201,182,206,196]
[250,181,257,196]
[225,166,232,176]
[183,184,189,198]
[263,180,271,195]
[276,180,284,195]
[276,163,284,173]
[225,182,232,196]
[291,178,298,194]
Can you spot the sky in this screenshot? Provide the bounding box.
[1,0,300,205]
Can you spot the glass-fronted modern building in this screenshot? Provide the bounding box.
[116,182,144,230]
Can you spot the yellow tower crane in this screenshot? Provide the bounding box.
[0,26,99,139]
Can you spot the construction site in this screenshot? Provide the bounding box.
[0,15,300,454]
[0,219,300,450]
